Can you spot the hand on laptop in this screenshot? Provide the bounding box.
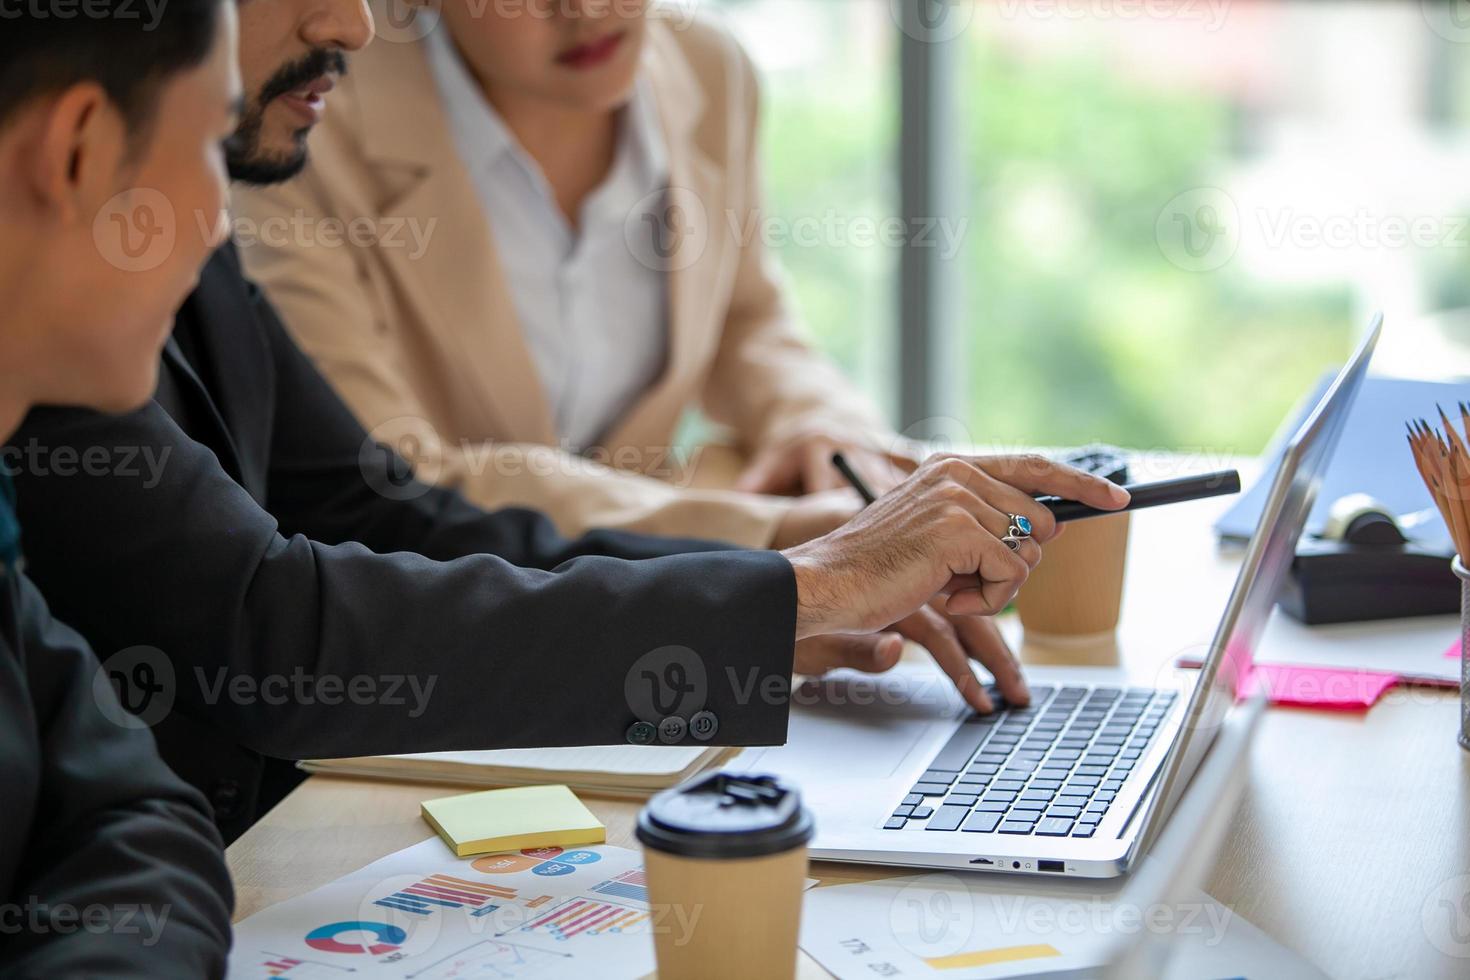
[892,603,1026,713]
[791,605,1022,713]
[782,453,1129,700]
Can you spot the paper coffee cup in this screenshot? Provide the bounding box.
[636,772,813,980]
[1015,512,1131,637]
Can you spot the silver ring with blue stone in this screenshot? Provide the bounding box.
[1006,514,1033,539]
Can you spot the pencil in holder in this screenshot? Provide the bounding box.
[1455,556,1470,753]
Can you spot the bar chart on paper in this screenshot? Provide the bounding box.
[509,896,649,941]
[374,874,517,917]
[257,953,356,978]
[589,869,647,903]
[227,840,659,979]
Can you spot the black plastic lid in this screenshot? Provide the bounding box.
[636,772,814,859]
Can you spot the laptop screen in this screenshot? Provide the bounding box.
[1137,313,1382,848]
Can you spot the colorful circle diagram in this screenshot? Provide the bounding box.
[532,862,575,877]
[473,847,603,877]
[531,850,603,876]
[471,853,542,875]
[303,920,407,955]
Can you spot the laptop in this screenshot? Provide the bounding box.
[731,314,1381,878]
[1098,694,1272,979]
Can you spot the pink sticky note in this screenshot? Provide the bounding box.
[1237,663,1398,711]
[1445,640,1462,660]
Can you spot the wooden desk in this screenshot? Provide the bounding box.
[228,469,1470,979]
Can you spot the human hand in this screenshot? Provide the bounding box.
[736,429,914,497]
[790,606,1025,713]
[768,489,864,549]
[782,454,1130,639]
[890,603,1027,713]
[793,630,905,677]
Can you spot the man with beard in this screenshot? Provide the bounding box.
[8,0,1129,843]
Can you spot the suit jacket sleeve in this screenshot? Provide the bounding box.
[699,39,894,454]
[235,178,795,548]
[12,397,797,759]
[8,258,798,759]
[3,574,232,978]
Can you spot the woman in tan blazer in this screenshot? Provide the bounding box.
[234,1,910,548]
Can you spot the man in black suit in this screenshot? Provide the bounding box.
[9,0,1130,843]
[0,3,239,973]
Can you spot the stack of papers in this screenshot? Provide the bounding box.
[228,839,660,978]
[300,743,735,797]
[798,873,1328,979]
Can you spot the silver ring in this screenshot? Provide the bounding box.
[1006,514,1034,539]
[1002,535,1022,552]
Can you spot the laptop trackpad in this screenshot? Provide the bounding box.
[732,665,967,782]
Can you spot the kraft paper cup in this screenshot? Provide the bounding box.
[1015,512,1131,638]
[636,772,813,980]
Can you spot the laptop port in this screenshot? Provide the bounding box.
[969,858,995,866]
[1038,860,1065,873]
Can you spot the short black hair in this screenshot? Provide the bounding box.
[0,0,223,146]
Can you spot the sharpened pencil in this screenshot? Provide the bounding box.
[1407,410,1470,560]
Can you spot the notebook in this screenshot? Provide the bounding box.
[299,744,736,798]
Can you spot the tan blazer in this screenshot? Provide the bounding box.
[233,17,889,546]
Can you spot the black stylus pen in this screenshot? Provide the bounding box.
[1039,469,1242,522]
[830,452,877,505]
[830,453,1240,522]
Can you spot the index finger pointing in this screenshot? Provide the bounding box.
[975,455,1130,511]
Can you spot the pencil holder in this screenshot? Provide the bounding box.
[1455,556,1470,752]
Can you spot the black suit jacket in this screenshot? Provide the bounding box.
[0,564,232,976]
[8,244,796,841]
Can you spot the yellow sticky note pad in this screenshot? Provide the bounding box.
[421,784,605,858]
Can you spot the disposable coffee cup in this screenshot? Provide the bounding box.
[1015,511,1131,637]
[636,772,813,980]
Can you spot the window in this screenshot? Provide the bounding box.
[955,0,1470,453]
[709,1,1470,453]
[713,0,900,420]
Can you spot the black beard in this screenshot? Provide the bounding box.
[223,47,347,186]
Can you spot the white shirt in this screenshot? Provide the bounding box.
[425,30,671,452]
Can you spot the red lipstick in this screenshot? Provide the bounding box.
[555,31,626,70]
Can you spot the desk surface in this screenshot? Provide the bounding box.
[227,460,1470,979]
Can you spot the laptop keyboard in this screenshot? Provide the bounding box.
[884,684,1177,839]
